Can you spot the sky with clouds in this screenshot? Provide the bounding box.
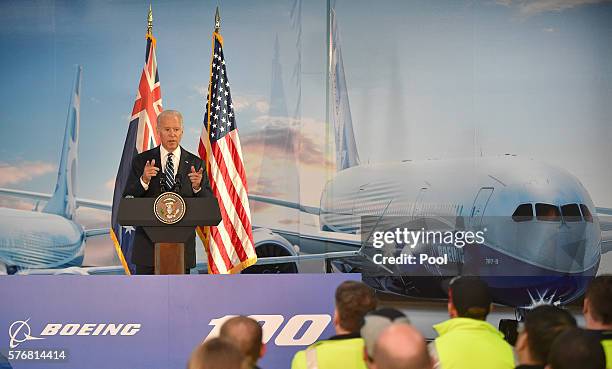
[0,0,611,216]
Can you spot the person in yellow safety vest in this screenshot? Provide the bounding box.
[429,276,515,369]
[583,275,612,369]
[291,281,377,369]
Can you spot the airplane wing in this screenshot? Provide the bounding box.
[596,207,612,216]
[596,207,612,254]
[76,199,112,211]
[0,190,318,215]
[602,235,612,254]
[84,228,110,237]
[249,194,320,215]
[1,190,312,213]
[262,226,361,252]
[0,187,111,211]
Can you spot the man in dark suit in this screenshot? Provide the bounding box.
[124,109,213,275]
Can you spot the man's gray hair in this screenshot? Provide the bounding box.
[157,109,183,126]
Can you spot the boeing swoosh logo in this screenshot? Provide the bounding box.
[8,319,45,349]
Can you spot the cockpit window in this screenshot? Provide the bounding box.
[512,204,533,222]
[580,204,593,223]
[535,203,561,222]
[561,204,582,222]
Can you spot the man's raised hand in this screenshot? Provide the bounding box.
[141,159,159,184]
[188,165,204,191]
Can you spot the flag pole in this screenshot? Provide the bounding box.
[198,5,222,273]
[214,6,221,33]
[197,4,258,274]
[111,4,162,275]
[147,4,153,35]
[146,4,157,47]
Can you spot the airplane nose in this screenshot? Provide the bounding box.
[491,217,600,275]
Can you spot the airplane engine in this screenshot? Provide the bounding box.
[241,228,299,274]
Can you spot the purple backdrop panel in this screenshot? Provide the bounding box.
[0,276,170,369]
[167,274,360,369]
[0,274,360,369]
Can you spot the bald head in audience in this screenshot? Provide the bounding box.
[372,323,432,369]
[219,316,265,369]
[188,337,245,369]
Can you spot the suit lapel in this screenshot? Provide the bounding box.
[154,146,162,170]
[152,146,162,193]
[176,146,192,194]
[177,146,189,179]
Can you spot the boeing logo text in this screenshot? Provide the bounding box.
[7,320,142,349]
[40,323,141,337]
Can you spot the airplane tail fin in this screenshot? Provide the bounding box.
[43,65,82,220]
[329,10,360,171]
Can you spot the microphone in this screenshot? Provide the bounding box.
[173,175,182,194]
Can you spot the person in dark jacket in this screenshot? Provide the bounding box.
[583,275,612,368]
[123,109,213,274]
[514,305,576,369]
[546,328,606,369]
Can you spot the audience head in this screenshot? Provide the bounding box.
[583,275,612,330]
[334,281,377,334]
[447,276,491,320]
[361,308,411,365]
[546,328,606,369]
[187,337,245,369]
[219,316,264,368]
[372,323,432,369]
[516,305,577,365]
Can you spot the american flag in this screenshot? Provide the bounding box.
[197,31,257,274]
[111,31,162,275]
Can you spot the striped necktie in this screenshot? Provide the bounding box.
[165,152,175,191]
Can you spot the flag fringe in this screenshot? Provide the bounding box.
[196,226,257,274]
[110,229,132,275]
[146,33,157,47]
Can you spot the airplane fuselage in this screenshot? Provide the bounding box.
[319,155,601,306]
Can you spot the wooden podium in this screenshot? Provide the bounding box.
[117,197,221,274]
[155,243,184,275]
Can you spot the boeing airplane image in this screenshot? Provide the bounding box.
[1,14,611,312]
[0,66,111,275]
[245,11,612,309]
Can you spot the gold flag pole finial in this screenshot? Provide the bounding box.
[147,4,153,35]
[214,6,221,33]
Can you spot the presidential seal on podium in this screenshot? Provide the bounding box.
[153,192,186,224]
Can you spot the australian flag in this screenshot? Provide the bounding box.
[110,31,162,275]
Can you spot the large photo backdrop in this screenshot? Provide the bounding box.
[0,0,611,307]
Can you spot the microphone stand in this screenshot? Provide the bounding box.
[173,176,182,194]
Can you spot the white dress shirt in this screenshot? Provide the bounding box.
[140,146,181,191]
[159,145,181,180]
